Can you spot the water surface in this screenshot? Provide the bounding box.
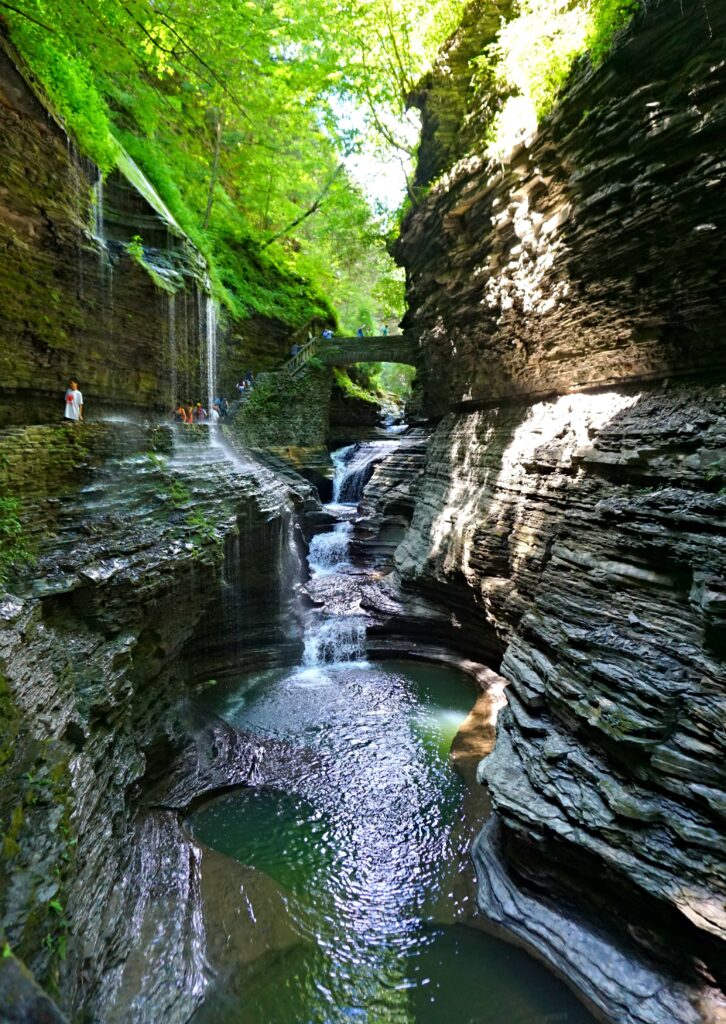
[189,659,595,1024]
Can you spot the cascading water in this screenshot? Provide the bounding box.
[302,615,367,665]
[300,446,380,667]
[308,522,352,575]
[205,291,217,415]
[167,293,177,408]
[332,440,400,504]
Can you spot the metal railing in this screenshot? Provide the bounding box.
[284,336,321,376]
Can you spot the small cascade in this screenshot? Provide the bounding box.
[301,445,374,664]
[196,283,218,416]
[167,293,177,408]
[308,522,352,575]
[332,441,399,504]
[331,445,355,502]
[205,292,218,414]
[91,175,105,248]
[302,615,367,666]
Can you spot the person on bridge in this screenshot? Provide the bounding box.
[322,328,333,339]
[356,325,365,337]
[381,324,389,336]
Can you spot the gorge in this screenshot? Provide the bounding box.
[1,1,725,1023]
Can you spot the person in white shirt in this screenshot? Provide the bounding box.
[64,380,83,422]
[210,405,221,423]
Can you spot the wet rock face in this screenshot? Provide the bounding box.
[0,40,299,428]
[391,2,726,1017]
[0,43,215,426]
[397,0,726,417]
[0,423,313,1020]
[393,382,726,1018]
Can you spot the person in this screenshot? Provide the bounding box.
[184,405,194,424]
[193,402,207,422]
[237,378,246,394]
[381,324,389,337]
[356,325,365,337]
[322,328,333,339]
[219,396,229,417]
[210,404,221,424]
[244,370,254,387]
[173,404,185,423]
[290,343,301,357]
[64,379,83,422]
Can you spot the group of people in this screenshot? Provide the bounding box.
[289,324,391,354]
[172,395,228,424]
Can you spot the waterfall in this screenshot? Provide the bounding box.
[205,292,217,415]
[332,441,399,504]
[91,175,105,247]
[302,615,367,666]
[308,522,352,575]
[331,445,355,502]
[302,451,370,665]
[167,293,177,407]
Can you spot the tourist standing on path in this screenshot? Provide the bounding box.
[210,404,221,423]
[64,379,83,422]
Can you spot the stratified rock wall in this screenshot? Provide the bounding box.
[397,0,726,417]
[0,41,217,426]
[394,1,726,1020]
[0,424,313,1022]
[395,385,725,990]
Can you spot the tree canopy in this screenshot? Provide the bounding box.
[1,0,463,330]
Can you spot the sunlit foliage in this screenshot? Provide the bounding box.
[2,0,461,332]
[473,0,640,157]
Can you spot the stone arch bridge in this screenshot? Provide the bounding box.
[286,335,417,376]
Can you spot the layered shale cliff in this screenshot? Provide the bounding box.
[0,41,323,1021]
[0,35,308,428]
[392,1,726,1021]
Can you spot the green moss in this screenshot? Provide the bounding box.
[0,497,34,587]
[472,0,641,154]
[332,368,381,406]
[586,0,640,66]
[0,674,75,991]
[236,366,333,450]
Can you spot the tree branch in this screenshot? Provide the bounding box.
[151,8,254,124]
[263,164,344,247]
[0,1,55,32]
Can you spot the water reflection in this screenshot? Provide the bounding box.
[189,661,595,1024]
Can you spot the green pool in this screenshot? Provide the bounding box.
[188,659,595,1024]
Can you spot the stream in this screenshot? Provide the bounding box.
[187,441,596,1024]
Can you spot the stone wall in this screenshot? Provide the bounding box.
[0,421,313,1021]
[394,384,725,1014]
[0,40,220,426]
[397,0,726,418]
[392,2,726,1021]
